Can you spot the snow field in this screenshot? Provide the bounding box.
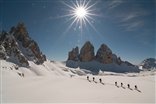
[1,60,155,103]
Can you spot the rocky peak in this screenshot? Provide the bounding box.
[140,58,156,69]
[0,31,29,66]
[10,22,30,48]
[68,46,79,61]
[80,41,95,62]
[0,22,46,66]
[66,41,138,73]
[67,41,135,66]
[96,44,113,64]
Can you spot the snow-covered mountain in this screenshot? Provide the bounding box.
[139,58,156,70]
[0,23,89,77]
[0,22,46,66]
[66,41,140,73]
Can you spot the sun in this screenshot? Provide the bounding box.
[62,0,98,30]
[75,7,87,18]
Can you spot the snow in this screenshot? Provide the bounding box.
[1,60,156,103]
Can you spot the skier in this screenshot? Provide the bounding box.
[93,77,95,81]
[121,83,123,87]
[127,84,130,88]
[87,76,89,80]
[115,82,117,86]
[134,85,137,90]
[99,78,102,83]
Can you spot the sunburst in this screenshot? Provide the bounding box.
[62,0,98,31]
[75,7,87,18]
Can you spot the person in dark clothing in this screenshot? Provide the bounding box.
[121,83,123,87]
[127,84,130,88]
[134,85,137,89]
[93,77,95,81]
[99,78,102,83]
[115,82,117,86]
[87,76,89,80]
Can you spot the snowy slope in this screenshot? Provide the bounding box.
[1,60,155,103]
[0,59,86,78]
[1,72,155,103]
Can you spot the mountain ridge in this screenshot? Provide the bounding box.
[0,22,46,66]
[66,41,140,73]
[139,58,156,70]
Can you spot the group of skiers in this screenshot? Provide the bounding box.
[87,76,102,83]
[115,81,138,90]
[87,76,138,90]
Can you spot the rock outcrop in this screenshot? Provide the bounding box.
[68,46,79,61]
[139,58,156,69]
[79,41,95,62]
[0,22,46,66]
[96,44,113,64]
[0,31,29,66]
[67,41,124,65]
[66,41,139,73]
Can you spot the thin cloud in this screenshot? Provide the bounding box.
[118,10,148,31]
[105,0,150,32]
[121,13,140,22]
[120,20,144,31]
[120,11,148,22]
[107,0,124,10]
[118,8,149,31]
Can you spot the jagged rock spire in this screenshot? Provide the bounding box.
[79,41,95,62]
[67,41,130,66]
[96,44,113,64]
[68,46,79,61]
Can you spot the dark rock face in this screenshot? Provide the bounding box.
[96,44,113,64]
[10,23,30,48]
[28,40,46,64]
[0,22,46,66]
[68,47,79,61]
[67,41,124,65]
[79,41,95,62]
[0,32,29,66]
[140,58,156,69]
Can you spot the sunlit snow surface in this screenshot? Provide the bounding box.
[1,60,155,103]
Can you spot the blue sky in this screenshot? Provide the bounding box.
[0,0,155,64]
